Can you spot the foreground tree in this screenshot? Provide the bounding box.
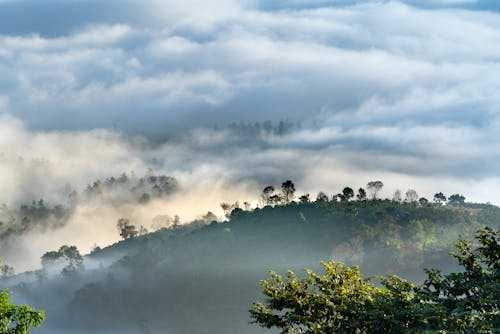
[250,228,499,333]
[0,260,44,333]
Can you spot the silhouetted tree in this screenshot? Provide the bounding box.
[221,202,239,219]
[220,203,233,219]
[281,180,296,203]
[269,194,283,206]
[261,186,275,206]
[419,197,429,205]
[447,194,465,206]
[117,218,138,239]
[433,192,447,205]
[299,194,310,204]
[316,192,329,203]
[367,181,384,199]
[341,187,354,202]
[356,188,367,201]
[173,215,180,228]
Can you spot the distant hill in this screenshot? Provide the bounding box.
[0,172,178,260]
[6,199,500,334]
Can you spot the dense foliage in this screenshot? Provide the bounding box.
[0,260,44,333]
[250,228,499,333]
[5,188,500,333]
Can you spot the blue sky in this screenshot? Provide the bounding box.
[0,0,499,205]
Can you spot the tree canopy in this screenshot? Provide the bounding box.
[0,260,44,333]
[250,228,500,333]
[367,181,383,199]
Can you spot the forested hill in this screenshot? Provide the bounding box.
[8,199,500,334]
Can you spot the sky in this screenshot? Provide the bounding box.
[2,5,500,334]
[0,0,500,266]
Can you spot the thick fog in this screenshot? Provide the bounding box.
[0,115,498,273]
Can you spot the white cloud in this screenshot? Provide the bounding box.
[0,1,499,268]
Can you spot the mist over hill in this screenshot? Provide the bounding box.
[3,193,499,334]
[2,1,500,333]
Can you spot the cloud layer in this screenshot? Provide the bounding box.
[1,1,500,269]
[0,1,499,135]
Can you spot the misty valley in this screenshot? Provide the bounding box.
[1,176,499,333]
[1,0,500,333]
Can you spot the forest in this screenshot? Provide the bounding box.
[1,178,499,333]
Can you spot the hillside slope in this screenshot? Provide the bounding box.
[7,200,500,334]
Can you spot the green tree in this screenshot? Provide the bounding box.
[447,193,466,206]
[0,260,44,333]
[418,197,429,205]
[250,228,499,333]
[250,262,428,334]
[433,192,447,205]
[419,227,499,332]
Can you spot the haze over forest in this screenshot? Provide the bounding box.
[0,0,499,333]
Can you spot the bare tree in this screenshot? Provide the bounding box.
[393,190,402,202]
[367,181,384,199]
[405,189,419,203]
